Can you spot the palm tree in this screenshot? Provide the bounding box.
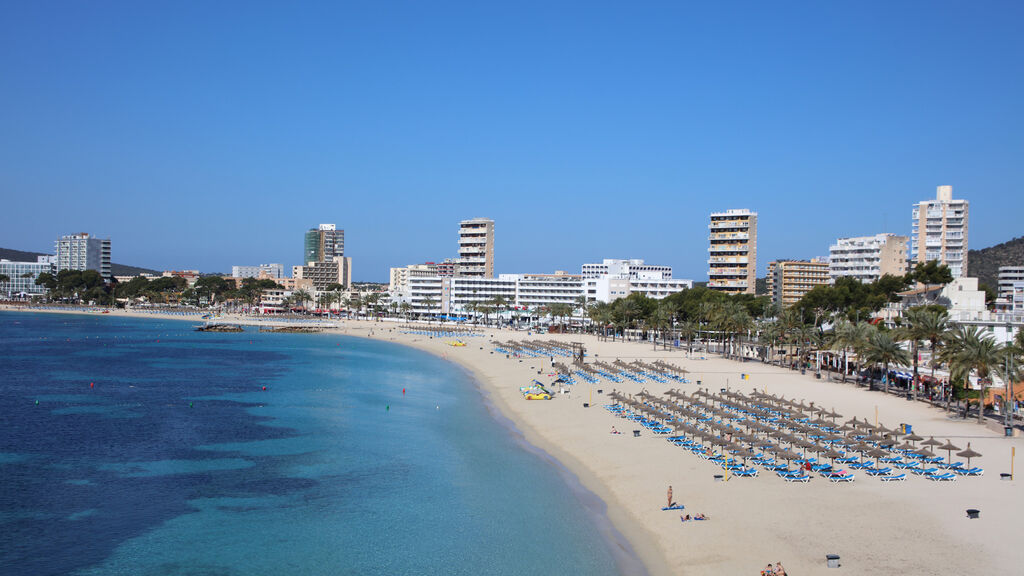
[901,307,944,400]
[588,302,613,340]
[809,326,832,378]
[862,329,911,394]
[291,289,312,312]
[419,295,437,320]
[943,325,1003,423]
[400,301,412,320]
[548,303,574,332]
[677,320,698,356]
[831,320,872,383]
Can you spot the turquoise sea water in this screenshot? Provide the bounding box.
[0,312,637,575]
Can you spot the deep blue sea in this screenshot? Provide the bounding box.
[0,312,635,576]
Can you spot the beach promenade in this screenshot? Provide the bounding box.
[8,306,1023,575]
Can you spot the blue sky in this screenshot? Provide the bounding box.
[2,1,1021,281]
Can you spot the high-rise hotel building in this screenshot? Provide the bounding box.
[304,224,343,264]
[708,209,757,295]
[767,259,830,307]
[911,185,968,278]
[55,233,111,280]
[458,218,494,278]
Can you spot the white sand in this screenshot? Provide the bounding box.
[9,306,1024,575]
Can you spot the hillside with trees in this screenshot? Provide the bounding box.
[968,235,1024,289]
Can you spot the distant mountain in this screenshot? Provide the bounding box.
[0,247,160,278]
[967,236,1024,290]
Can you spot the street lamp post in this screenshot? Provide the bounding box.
[1006,321,1015,431]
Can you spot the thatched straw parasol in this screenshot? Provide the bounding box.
[938,439,962,464]
[957,443,982,468]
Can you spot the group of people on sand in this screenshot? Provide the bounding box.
[762,562,787,575]
[679,513,708,522]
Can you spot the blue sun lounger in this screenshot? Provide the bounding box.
[880,473,906,482]
[926,472,956,481]
[865,467,893,476]
[955,467,984,476]
[829,472,855,483]
[781,473,811,483]
[733,468,758,478]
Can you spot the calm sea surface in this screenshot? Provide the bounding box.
[0,312,633,575]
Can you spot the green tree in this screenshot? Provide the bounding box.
[942,325,1003,423]
[863,329,910,394]
[830,320,872,383]
[291,289,312,311]
[909,261,954,286]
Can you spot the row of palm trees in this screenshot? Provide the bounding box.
[609,298,1022,424]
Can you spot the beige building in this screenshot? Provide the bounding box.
[767,259,831,307]
[458,218,494,278]
[293,256,352,291]
[708,209,757,294]
[829,233,908,283]
[911,185,969,278]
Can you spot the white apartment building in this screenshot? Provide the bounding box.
[398,272,586,316]
[1013,282,1024,314]
[829,233,908,283]
[581,259,692,303]
[389,263,437,292]
[0,257,55,297]
[708,209,757,295]
[232,263,285,279]
[457,218,494,278]
[512,273,585,309]
[581,259,672,280]
[911,185,969,278]
[998,267,1024,302]
[55,233,111,280]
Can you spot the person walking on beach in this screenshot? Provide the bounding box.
[667,485,674,508]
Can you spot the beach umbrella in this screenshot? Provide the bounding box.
[822,449,844,463]
[938,440,962,464]
[956,443,982,468]
[867,448,890,460]
[914,448,937,460]
[921,436,943,449]
[904,432,923,444]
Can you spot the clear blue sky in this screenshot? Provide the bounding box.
[2,1,1021,281]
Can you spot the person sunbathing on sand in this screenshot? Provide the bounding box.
[762,564,774,576]
[611,426,621,434]
[680,514,691,522]
[774,561,787,575]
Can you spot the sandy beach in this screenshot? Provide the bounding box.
[9,305,1024,575]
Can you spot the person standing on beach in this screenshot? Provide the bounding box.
[667,485,673,507]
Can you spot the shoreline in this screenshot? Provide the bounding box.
[7,305,1024,575]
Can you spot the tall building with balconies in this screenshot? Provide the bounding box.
[708,209,757,294]
[911,186,968,278]
[304,224,343,264]
[767,259,831,307]
[829,233,908,283]
[55,233,111,280]
[457,218,494,278]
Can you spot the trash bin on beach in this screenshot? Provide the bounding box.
[826,554,840,568]
[900,423,913,434]
[1005,427,1014,437]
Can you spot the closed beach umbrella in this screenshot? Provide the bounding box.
[957,443,982,468]
[938,440,962,464]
